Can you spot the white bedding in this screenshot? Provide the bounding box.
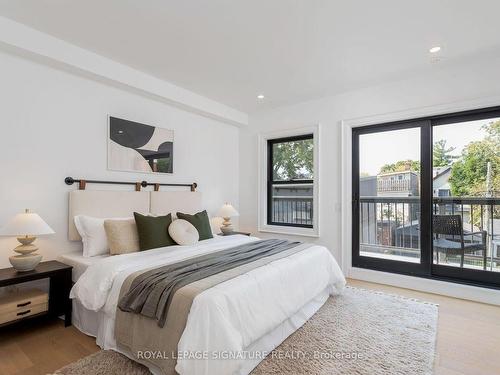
[70,235,346,375]
[58,251,110,282]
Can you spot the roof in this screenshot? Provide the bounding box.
[433,166,452,179]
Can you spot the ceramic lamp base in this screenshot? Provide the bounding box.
[10,235,42,271]
[9,253,43,272]
[220,217,234,234]
[221,225,234,234]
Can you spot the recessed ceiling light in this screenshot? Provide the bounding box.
[257,94,265,100]
[429,46,441,53]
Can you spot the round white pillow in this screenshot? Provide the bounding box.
[168,219,199,246]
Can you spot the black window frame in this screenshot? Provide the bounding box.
[267,134,314,229]
[352,105,500,289]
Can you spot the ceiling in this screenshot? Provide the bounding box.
[1,0,500,113]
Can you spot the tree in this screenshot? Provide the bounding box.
[272,139,313,180]
[449,120,500,196]
[433,139,456,167]
[485,119,500,144]
[379,160,420,174]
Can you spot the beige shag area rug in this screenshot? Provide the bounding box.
[55,287,437,375]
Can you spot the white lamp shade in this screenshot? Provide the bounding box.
[0,211,55,236]
[218,203,239,218]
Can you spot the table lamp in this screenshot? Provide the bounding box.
[218,203,239,234]
[0,209,55,272]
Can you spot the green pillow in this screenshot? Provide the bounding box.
[133,212,175,251]
[176,210,213,241]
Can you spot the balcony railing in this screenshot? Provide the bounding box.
[377,179,411,192]
[359,196,500,271]
[271,183,313,226]
[271,196,313,226]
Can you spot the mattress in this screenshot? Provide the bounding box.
[58,252,110,283]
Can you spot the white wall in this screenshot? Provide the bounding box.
[0,16,248,127]
[0,50,239,269]
[240,56,500,266]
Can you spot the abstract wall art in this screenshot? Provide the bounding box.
[108,116,174,174]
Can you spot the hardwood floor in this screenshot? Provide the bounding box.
[1,280,500,374]
[0,318,98,375]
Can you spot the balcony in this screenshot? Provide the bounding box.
[359,196,500,271]
[270,183,313,226]
[376,172,419,197]
[377,179,411,192]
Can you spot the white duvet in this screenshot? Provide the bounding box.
[70,235,346,375]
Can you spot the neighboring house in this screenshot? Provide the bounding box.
[377,171,419,197]
[432,166,471,223]
[360,172,419,247]
[433,166,452,197]
[360,165,476,250]
[394,219,420,250]
[360,176,377,196]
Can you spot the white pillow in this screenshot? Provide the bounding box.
[168,219,199,246]
[74,215,130,257]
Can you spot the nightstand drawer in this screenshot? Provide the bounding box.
[0,301,48,325]
[0,289,49,315]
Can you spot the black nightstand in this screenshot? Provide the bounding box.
[218,231,251,236]
[0,261,72,328]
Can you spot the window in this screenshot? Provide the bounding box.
[259,126,319,237]
[438,189,450,197]
[267,134,314,228]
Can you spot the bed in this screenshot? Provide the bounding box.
[62,188,346,375]
[58,252,109,283]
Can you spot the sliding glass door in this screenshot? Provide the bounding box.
[352,120,431,277]
[352,107,500,288]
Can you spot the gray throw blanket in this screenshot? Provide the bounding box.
[118,239,301,327]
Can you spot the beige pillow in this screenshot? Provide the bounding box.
[168,219,199,246]
[104,219,140,255]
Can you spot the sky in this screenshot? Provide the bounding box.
[359,117,497,176]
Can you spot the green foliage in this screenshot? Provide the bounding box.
[272,139,313,180]
[379,160,420,174]
[433,139,456,167]
[379,139,456,175]
[485,120,500,143]
[449,120,500,196]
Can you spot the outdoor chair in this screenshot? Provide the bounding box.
[433,214,487,269]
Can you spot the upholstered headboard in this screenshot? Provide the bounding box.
[68,190,150,241]
[68,190,203,241]
[150,191,203,216]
